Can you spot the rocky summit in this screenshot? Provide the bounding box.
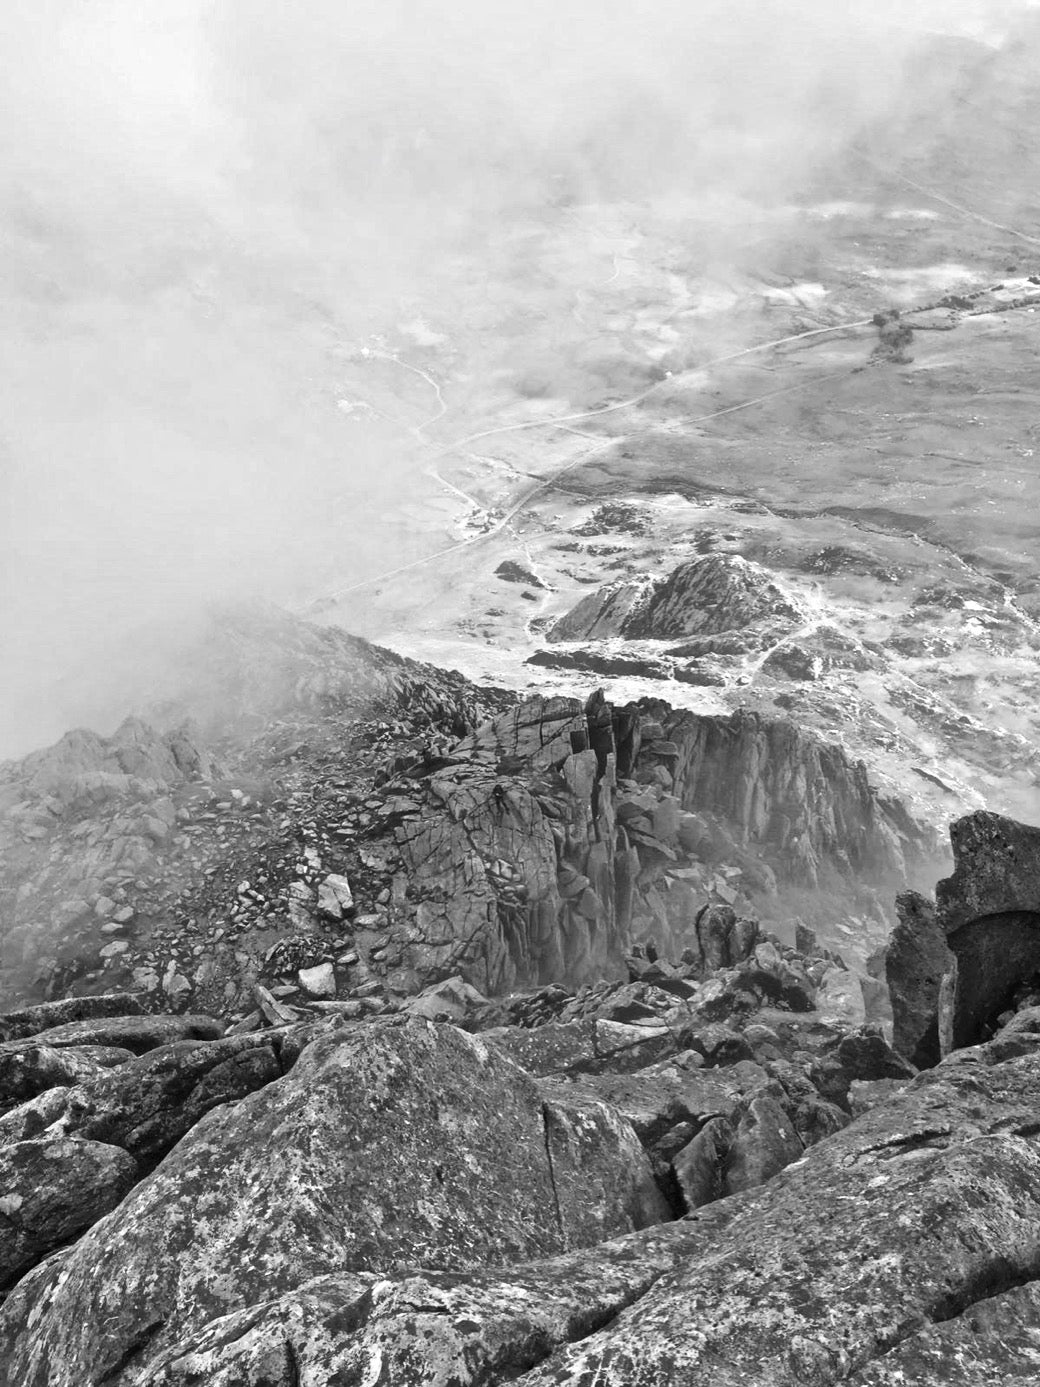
[1,607,1039,1385]
[7,14,1040,1382]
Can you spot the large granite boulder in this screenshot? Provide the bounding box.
[0,1018,666,1384]
[29,1031,292,1164]
[936,811,1040,1047]
[0,1013,225,1059]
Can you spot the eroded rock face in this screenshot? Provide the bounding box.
[884,890,953,1067]
[0,1018,661,1384]
[936,812,1040,1047]
[638,705,926,889]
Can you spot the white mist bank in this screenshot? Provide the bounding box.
[0,0,1034,756]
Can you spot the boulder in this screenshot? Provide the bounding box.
[0,1137,137,1291]
[541,1090,672,1241]
[541,1062,742,1152]
[0,1043,127,1109]
[678,1022,753,1067]
[53,1037,1040,1387]
[297,963,337,998]
[43,1032,290,1164]
[482,1020,598,1076]
[0,992,146,1044]
[316,872,354,919]
[0,1014,225,1058]
[402,975,489,1021]
[672,1115,734,1210]
[0,1087,73,1146]
[136,1218,739,1387]
[723,1088,804,1194]
[0,1019,669,1383]
[884,890,954,1067]
[816,964,868,1026]
[936,811,1040,1047]
[810,1028,917,1111]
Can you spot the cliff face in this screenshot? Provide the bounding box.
[0,611,937,1015]
[644,705,928,889]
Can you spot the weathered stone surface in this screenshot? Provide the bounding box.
[402,974,489,1021]
[815,964,868,1026]
[678,1022,752,1067]
[515,1041,1040,1386]
[846,1281,1040,1384]
[541,1063,741,1151]
[483,1020,599,1076]
[679,907,759,982]
[0,992,146,1043]
[44,1032,290,1163]
[316,871,354,918]
[0,1043,125,1109]
[884,889,954,1067]
[0,1014,225,1058]
[640,705,930,888]
[68,1030,1040,1387]
[672,1115,734,1210]
[0,1086,73,1146]
[541,1090,672,1242]
[137,1218,741,1387]
[936,812,1040,1047]
[0,1019,670,1383]
[297,962,336,998]
[723,1088,804,1193]
[768,1059,850,1148]
[0,1137,137,1291]
[810,1028,917,1111]
[936,810,1040,934]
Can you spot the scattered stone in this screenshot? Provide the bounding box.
[297,963,337,998]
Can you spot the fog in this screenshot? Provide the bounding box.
[0,0,1031,756]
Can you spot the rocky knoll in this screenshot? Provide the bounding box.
[547,555,799,646]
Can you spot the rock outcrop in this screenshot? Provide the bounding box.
[634,703,928,890]
[547,556,798,646]
[1,602,938,1020]
[935,811,1040,1048]
[884,890,954,1067]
